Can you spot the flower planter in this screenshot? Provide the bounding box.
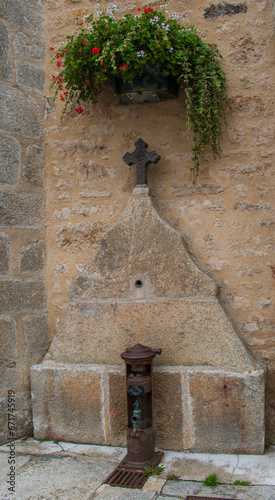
[111,66,178,104]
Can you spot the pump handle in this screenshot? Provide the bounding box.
[152,348,161,355]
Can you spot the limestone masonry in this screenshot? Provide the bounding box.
[0,0,274,447]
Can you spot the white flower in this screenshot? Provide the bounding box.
[171,13,180,19]
[107,2,117,12]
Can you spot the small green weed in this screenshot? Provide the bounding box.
[166,474,180,481]
[203,473,219,487]
[144,464,164,477]
[234,480,251,486]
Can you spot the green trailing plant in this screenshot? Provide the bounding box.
[144,464,164,476]
[203,472,219,486]
[50,5,231,180]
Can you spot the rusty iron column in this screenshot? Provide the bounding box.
[120,343,163,468]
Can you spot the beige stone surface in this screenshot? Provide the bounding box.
[36,0,275,445]
[108,371,127,447]
[32,187,265,452]
[69,190,217,300]
[188,367,265,454]
[31,364,104,444]
[154,372,183,451]
[46,297,253,368]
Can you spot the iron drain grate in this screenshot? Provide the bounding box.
[186,497,241,500]
[105,466,148,489]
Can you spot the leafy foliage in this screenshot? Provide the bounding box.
[233,479,251,486]
[50,7,231,179]
[203,472,219,486]
[144,463,164,476]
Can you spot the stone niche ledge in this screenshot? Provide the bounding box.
[31,361,265,454]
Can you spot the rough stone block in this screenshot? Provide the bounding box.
[0,0,44,36]
[108,372,127,446]
[0,318,17,390]
[50,299,253,369]
[0,84,42,138]
[0,398,7,445]
[0,192,45,228]
[0,280,46,313]
[173,183,223,196]
[232,201,270,211]
[188,368,265,454]
[0,233,9,274]
[13,391,33,439]
[56,222,106,252]
[0,23,13,82]
[23,314,51,366]
[13,33,43,60]
[154,371,183,451]
[204,2,247,18]
[31,364,104,444]
[0,135,20,185]
[24,144,45,187]
[15,61,45,93]
[20,240,45,273]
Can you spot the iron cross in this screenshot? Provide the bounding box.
[123,138,161,186]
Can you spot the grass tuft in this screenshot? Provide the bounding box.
[203,472,219,487]
[234,479,251,486]
[166,473,180,481]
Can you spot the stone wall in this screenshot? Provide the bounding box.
[0,0,50,444]
[43,0,275,443]
[1,0,274,446]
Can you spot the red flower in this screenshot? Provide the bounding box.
[92,47,100,54]
[56,77,61,84]
[50,46,54,51]
[52,74,56,79]
[76,106,84,115]
[60,95,65,101]
[82,40,87,45]
[64,47,69,51]
[119,64,127,70]
[137,7,141,11]
[56,53,63,58]
[63,92,67,96]
[144,7,154,13]
[105,25,108,28]
[56,61,62,67]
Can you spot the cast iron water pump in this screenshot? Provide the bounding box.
[105,343,163,488]
[120,343,163,468]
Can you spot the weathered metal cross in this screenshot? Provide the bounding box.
[123,138,161,186]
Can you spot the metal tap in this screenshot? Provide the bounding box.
[130,401,142,437]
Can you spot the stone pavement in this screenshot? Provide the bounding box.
[0,439,274,500]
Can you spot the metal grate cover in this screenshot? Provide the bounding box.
[105,466,148,489]
[186,497,241,500]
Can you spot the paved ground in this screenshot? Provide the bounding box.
[0,439,274,499]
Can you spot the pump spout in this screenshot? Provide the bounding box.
[130,400,142,438]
